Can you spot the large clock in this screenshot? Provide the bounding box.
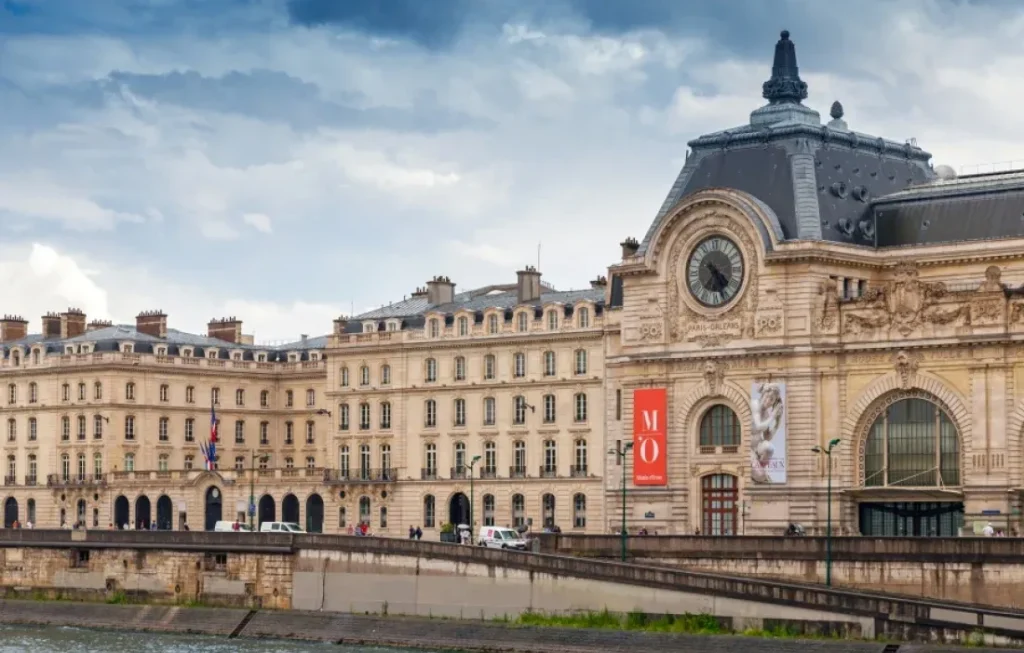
[686,236,744,307]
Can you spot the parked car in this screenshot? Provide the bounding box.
[259,521,305,533]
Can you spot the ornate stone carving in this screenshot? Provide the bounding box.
[815,278,839,332]
[979,266,1003,292]
[843,262,970,336]
[892,350,919,388]
[666,211,760,346]
[755,288,784,337]
[703,361,724,396]
[625,297,666,343]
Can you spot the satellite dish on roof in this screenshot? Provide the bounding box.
[935,164,957,180]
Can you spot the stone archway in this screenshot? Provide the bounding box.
[282,493,300,525]
[257,494,276,528]
[204,486,223,531]
[156,495,173,530]
[134,495,151,530]
[448,492,470,527]
[305,494,324,533]
[113,496,130,529]
[3,497,17,528]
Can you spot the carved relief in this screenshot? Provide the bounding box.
[625,297,667,343]
[703,361,724,396]
[666,211,759,346]
[755,288,784,337]
[843,262,970,336]
[815,278,840,333]
[892,350,919,388]
[979,265,1003,292]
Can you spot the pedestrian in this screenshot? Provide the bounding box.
[414,526,422,540]
[409,525,415,539]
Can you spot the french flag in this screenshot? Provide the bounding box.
[203,404,218,471]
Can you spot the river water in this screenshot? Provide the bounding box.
[0,625,447,652]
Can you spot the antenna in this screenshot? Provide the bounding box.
[537,242,541,270]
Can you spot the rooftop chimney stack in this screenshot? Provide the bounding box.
[0,316,28,343]
[61,308,87,339]
[41,312,61,338]
[87,319,113,332]
[516,265,543,304]
[333,315,349,335]
[590,275,608,289]
[620,238,639,259]
[425,275,456,305]
[207,317,243,344]
[136,310,168,339]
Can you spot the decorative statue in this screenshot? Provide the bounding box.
[750,381,784,483]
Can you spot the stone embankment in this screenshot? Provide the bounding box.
[0,599,1017,653]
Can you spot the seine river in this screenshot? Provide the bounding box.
[0,625,447,652]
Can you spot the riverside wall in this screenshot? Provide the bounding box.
[537,534,1024,607]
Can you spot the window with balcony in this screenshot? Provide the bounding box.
[184,455,194,471]
[285,457,294,469]
[234,456,245,471]
[574,439,588,476]
[453,441,466,476]
[61,453,70,481]
[93,453,102,478]
[380,402,391,429]
[124,452,135,472]
[483,441,496,477]
[340,446,350,477]
[543,394,556,423]
[28,454,37,485]
[359,444,371,479]
[512,441,526,477]
[380,444,391,477]
[158,454,169,472]
[425,399,437,428]
[306,456,316,470]
[424,443,437,478]
[543,440,557,476]
[574,392,588,422]
[543,351,556,376]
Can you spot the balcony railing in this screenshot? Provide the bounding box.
[479,468,497,480]
[46,474,106,488]
[24,475,37,487]
[539,466,557,479]
[421,468,438,480]
[509,466,527,479]
[450,466,467,480]
[3,475,14,486]
[570,465,588,478]
[323,468,396,483]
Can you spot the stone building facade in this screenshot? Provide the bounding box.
[2,29,1023,538]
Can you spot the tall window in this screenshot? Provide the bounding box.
[359,497,371,522]
[458,316,469,336]
[577,306,590,328]
[512,441,526,476]
[487,314,498,334]
[546,310,558,330]
[158,454,169,472]
[512,494,525,528]
[124,453,135,472]
[93,453,102,477]
[77,415,86,440]
[574,349,588,375]
[517,311,528,332]
[61,453,70,481]
[124,416,135,440]
[513,396,527,425]
[7,384,15,404]
[454,356,466,381]
[425,399,437,428]
[94,381,103,400]
[454,398,466,427]
[260,421,269,445]
[339,446,350,477]
[28,417,37,441]
[184,418,194,442]
[380,444,391,477]
[483,355,496,380]
[542,493,555,528]
[425,358,438,383]
[700,405,741,448]
[359,402,371,430]
[340,404,350,430]
[864,397,961,487]
[573,494,587,528]
[543,394,556,423]
[6,419,14,442]
[340,367,350,387]
[543,440,557,475]
[285,422,294,445]
[513,352,526,378]
[380,402,392,429]
[235,389,245,406]
[305,421,315,444]
[28,382,37,403]
[158,417,169,442]
[360,365,370,386]
[28,454,37,483]
[574,393,588,422]
[211,387,219,405]
[424,495,436,528]
[702,474,738,536]
[260,390,270,407]
[380,364,391,385]
[60,416,69,441]
[235,420,245,444]
[483,397,496,426]
[306,389,315,407]
[359,444,371,479]
[78,382,86,400]
[424,443,437,477]
[185,386,194,403]
[286,390,293,407]
[483,494,495,526]
[483,441,496,476]
[62,383,70,401]
[453,441,466,473]
[574,439,588,475]
[428,318,440,338]
[543,351,556,376]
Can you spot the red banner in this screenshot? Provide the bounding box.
[633,388,667,486]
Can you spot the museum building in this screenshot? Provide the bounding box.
[1,30,1024,537]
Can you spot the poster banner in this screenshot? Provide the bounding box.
[633,388,667,486]
[750,381,787,484]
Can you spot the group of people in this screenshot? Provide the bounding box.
[407,525,423,539]
[347,522,371,536]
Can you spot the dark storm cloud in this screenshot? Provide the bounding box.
[286,0,474,48]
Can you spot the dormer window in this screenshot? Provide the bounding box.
[428,318,440,338]
[457,316,469,336]
[182,348,192,357]
[232,351,242,361]
[156,347,167,356]
[387,321,399,332]
[577,306,590,328]
[363,322,375,333]
[487,314,499,334]
[517,312,528,332]
[309,352,319,361]
[207,349,217,359]
[546,310,559,331]
[32,349,40,364]
[289,354,298,362]
[121,344,133,354]
[65,346,74,355]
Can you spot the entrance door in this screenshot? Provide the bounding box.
[114,496,130,529]
[156,495,173,530]
[134,495,151,530]
[282,494,299,524]
[701,474,738,536]
[448,492,470,527]
[3,497,17,527]
[204,487,223,531]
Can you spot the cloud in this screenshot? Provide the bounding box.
[242,212,272,234]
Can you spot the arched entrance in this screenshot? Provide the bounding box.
[114,495,129,529]
[257,495,276,528]
[858,395,964,536]
[701,474,738,536]
[448,492,469,527]
[134,495,151,530]
[204,486,223,531]
[156,495,173,530]
[305,494,324,533]
[282,493,299,524]
[3,497,17,527]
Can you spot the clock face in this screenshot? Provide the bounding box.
[686,236,744,307]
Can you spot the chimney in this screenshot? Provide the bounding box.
[207,317,242,344]
[411,286,428,298]
[620,237,639,258]
[516,266,543,304]
[136,310,168,338]
[0,316,28,343]
[590,275,608,289]
[87,319,113,332]
[41,312,62,338]
[61,308,87,338]
[425,276,455,305]
[333,315,349,335]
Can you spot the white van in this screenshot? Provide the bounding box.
[259,521,305,534]
[477,526,527,550]
[213,521,252,532]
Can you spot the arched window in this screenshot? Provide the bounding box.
[573,494,587,528]
[699,405,741,448]
[864,397,960,487]
[423,495,436,528]
[511,493,525,528]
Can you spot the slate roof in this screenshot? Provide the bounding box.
[638,30,1024,252]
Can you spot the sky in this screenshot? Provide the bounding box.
[1,0,1023,343]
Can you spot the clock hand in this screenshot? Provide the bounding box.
[704,261,726,291]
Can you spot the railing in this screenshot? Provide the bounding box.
[539,466,557,479]
[420,468,438,481]
[450,466,467,480]
[24,476,37,487]
[3,475,14,486]
[323,468,396,483]
[570,465,588,478]
[46,474,106,488]
[479,468,497,480]
[509,466,527,479]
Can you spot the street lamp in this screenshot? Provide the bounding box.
[608,441,634,561]
[811,437,841,586]
[468,455,481,534]
[248,452,269,531]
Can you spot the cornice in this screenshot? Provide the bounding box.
[327,329,605,357]
[0,362,327,382]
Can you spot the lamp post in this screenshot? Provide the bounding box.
[608,441,634,561]
[248,452,268,531]
[811,437,841,586]
[468,455,481,534]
